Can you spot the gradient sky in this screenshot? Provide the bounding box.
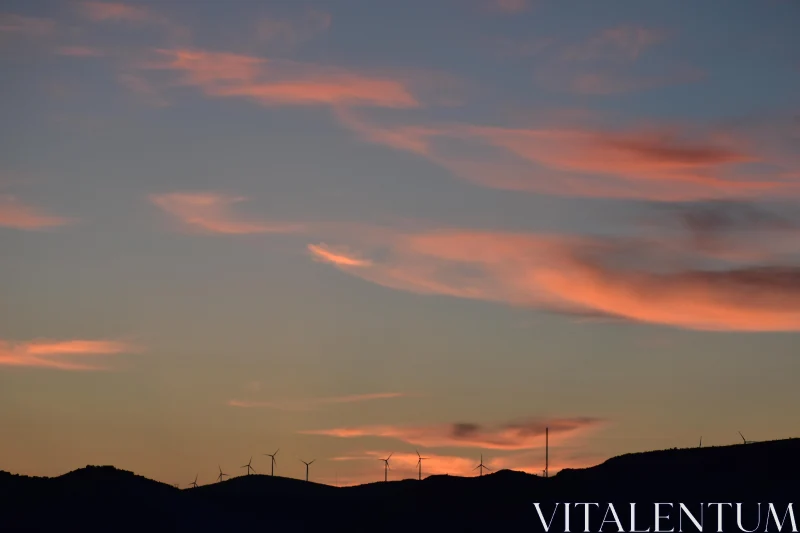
[2,0,799,487]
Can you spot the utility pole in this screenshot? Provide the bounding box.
[545,427,549,478]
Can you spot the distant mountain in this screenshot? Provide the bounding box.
[1,439,797,532]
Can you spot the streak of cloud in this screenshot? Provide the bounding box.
[301,417,601,450]
[77,2,160,24]
[146,48,419,109]
[150,192,302,235]
[0,196,73,230]
[0,339,139,371]
[307,243,373,267]
[335,109,798,201]
[308,226,800,331]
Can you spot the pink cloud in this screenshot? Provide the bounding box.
[307,225,800,332]
[302,417,601,450]
[78,2,157,23]
[336,111,798,201]
[0,339,139,371]
[0,196,72,230]
[150,192,302,235]
[145,48,419,109]
[228,392,406,411]
[308,243,373,267]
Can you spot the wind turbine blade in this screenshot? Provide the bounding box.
[274,448,280,455]
[473,465,480,470]
[387,452,393,460]
[416,449,421,458]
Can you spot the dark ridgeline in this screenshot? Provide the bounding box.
[1,439,798,532]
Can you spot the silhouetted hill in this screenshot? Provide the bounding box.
[1,439,797,531]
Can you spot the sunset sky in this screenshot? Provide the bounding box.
[2,0,799,487]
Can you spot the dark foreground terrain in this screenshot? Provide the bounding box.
[1,439,798,531]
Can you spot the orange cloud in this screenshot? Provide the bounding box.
[146,48,418,109]
[336,111,797,201]
[228,392,406,411]
[0,13,55,35]
[55,46,104,57]
[0,339,139,371]
[308,243,373,267]
[78,2,157,23]
[150,192,302,235]
[302,417,601,450]
[0,196,72,230]
[308,225,800,331]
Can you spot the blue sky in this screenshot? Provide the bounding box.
[1,0,799,486]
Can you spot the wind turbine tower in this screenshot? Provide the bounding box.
[263,449,279,476]
[739,431,755,444]
[241,457,256,476]
[216,465,229,483]
[379,453,393,482]
[301,459,315,482]
[416,450,428,481]
[473,454,491,477]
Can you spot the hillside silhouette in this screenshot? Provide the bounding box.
[1,439,797,531]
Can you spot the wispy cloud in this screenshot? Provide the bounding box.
[336,109,797,201]
[150,192,302,235]
[0,339,139,371]
[0,195,73,230]
[77,2,160,24]
[530,26,702,95]
[302,417,601,450]
[257,9,331,46]
[76,2,188,42]
[307,223,800,332]
[0,13,55,36]
[308,243,373,267]
[229,392,406,411]
[143,48,419,109]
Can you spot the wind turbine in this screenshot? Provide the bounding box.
[241,456,256,476]
[300,459,315,482]
[216,465,229,483]
[263,449,279,476]
[415,450,428,481]
[699,437,702,448]
[739,431,755,444]
[379,453,393,482]
[189,474,198,488]
[473,454,491,477]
